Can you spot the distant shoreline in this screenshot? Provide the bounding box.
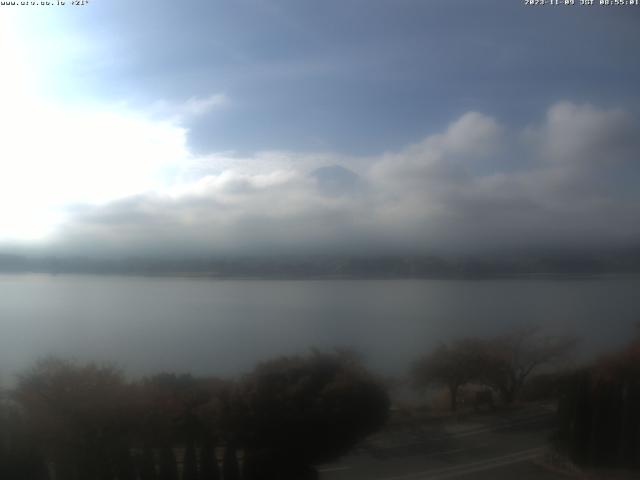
[2,252,640,280]
[1,270,640,282]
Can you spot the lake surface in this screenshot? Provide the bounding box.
[1,274,639,382]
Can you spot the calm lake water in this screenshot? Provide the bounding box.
[1,274,639,381]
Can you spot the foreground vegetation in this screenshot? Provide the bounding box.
[0,351,389,480]
[555,334,640,469]
[2,326,639,479]
[409,326,640,472]
[411,326,576,411]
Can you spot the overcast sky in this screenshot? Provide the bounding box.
[1,1,639,257]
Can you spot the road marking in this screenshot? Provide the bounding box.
[427,449,546,480]
[381,413,552,450]
[318,466,351,473]
[448,414,551,438]
[416,443,490,459]
[379,447,545,480]
[319,444,490,476]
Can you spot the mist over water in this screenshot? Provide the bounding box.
[1,274,638,382]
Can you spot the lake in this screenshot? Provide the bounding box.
[1,274,638,382]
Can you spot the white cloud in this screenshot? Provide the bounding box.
[2,96,639,255]
[0,101,191,240]
[370,111,502,188]
[149,93,229,122]
[527,102,638,166]
[182,94,229,116]
[0,16,202,242]
[441,111,503,157]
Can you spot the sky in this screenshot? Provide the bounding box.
[1,0,639,257]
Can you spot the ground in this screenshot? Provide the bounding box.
[317,403,635,480]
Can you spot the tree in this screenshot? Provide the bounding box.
[222,443,240,480]
[412,339,482,411]
[182,441,198,480]
[0,398,49,480]
[199,440,219,480]
[14,357,134,480]
[137,373,208,443]
[231,351,389,478]
[136,447,156,480]
[556,328,640,468]
[157,446,178,480]
[475,326,576,404]
[135,372,230,453]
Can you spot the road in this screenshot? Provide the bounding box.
[318,404,569,480]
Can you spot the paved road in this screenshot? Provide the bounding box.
[319,405,568,480]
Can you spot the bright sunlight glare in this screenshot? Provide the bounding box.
[0,14,191,242]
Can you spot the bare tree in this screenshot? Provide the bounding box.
[475,326,576,404]
[412,339,482,411]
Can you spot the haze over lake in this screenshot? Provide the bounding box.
[1,274,638,382]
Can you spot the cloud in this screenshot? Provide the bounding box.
[311,165,363,196]
[17,101,640,257]
[0,16,222,243]
[370,111,502,188]
[0,96,193,243]
[150,93,229,121]
[54,174,371,257]
[526,102,639,167]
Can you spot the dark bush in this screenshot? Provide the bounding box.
[232,351,390,477]
[556,338,640,468]
[520,372,567,402]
